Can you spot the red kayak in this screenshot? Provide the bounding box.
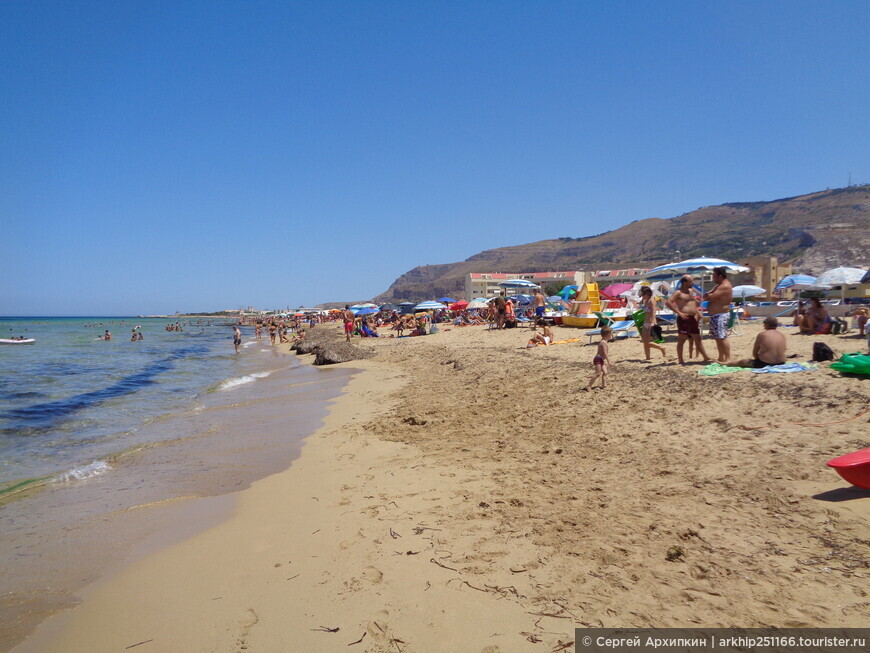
[827,448,870,490]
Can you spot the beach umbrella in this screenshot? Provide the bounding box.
[379,303,399,312]
[498,279,540,289]
[559,285,578,301]
[467,299,488,309]
[449,301,469,311]
[774,274,826,292]
[600,283,634,299]
[350,303,377,310]
[645,257,749,279]
[356,307,379,316]
[471,297,489,302]
[731,285,766,298]
[815,267,867,301]
[438,297,456,304]
[815,267,867,287]
[415,300,447,310]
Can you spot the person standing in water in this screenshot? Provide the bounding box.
[233,325,242,354]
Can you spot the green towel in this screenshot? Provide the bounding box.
[697,363,751,376]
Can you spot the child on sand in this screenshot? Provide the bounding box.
[586,326,613,390]
[527,319,553,347]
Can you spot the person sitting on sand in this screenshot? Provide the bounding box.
[791,300,806,327]
[527,319,553,347]
[586,326,613,390]
[726,316,787,368]
[639,286,667,360]
[798,298,830,334]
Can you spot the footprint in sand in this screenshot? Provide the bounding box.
[367,609,390,641]
[361,566,384,584]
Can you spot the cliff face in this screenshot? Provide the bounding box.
[373,185,870,302]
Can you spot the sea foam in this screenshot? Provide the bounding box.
[56,460,112,483]
[217,370,274,391]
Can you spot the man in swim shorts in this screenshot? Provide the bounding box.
[726,317,787,368]
[703,267,733,363]
[533,289,546,318]
[489,292,507,330]
[343,305,355,342]
[666,275,713,364]
[233,324,242,354]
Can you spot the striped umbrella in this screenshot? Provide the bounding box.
[414,301,447,310]
[645,257,749,279]
[497,278,541,289]
[774,274,827,291]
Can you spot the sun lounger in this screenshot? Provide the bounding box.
[586,320,637,344]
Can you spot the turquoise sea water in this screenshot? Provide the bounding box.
[0,316,277,495]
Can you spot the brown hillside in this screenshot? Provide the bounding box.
[374,185,870,302]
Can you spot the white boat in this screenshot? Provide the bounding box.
[0,338,35,345]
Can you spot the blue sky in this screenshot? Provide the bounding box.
[2,1,868,315]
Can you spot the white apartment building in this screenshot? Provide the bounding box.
[465,271,585,298]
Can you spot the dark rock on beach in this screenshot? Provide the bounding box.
[291,327,372,366]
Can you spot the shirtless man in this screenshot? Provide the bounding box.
[533,289,546,319]
[702,266,733,362]
[489,292,507,330]
[666,275,713,364]
[726,317,787,368]
[343,305,355,342]
[233,325,242,354]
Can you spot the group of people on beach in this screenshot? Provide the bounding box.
[586,267,792,390]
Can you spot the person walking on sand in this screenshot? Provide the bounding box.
[725,316,787,368]
[639,286,667,360]
[233,325,242,354]
[587,326,613,390]
[703,266,733,362]
[666,275,713,364]
[343,305,355,342]
[489,292,507,330]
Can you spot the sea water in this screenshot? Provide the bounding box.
[0,316,354,649]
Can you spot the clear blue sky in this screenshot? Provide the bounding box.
[2,1,868,315]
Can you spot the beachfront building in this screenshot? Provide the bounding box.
[465,271,585,298]
[739,256,793,299]
[592,267,649,290]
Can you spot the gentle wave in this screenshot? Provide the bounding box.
[56,460,112,483]
[217,370,274,391]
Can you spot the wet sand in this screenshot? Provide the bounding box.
[14,320,870,652]
[2,353,352,652]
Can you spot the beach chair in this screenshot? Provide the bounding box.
[586,320,637,344]
[726,309,743,336]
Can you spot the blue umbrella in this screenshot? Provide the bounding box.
[559,285,578,301]
[498,279,540,289]
[356,307,379,316]
[437,297,456,304]
[774,274,826,291]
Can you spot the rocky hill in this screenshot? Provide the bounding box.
[373,185,870,302]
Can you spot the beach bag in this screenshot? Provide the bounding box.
[812,342,835,362]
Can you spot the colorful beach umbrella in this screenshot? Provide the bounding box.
[600,283,634,299]
[449,301,469,311]
[355,307,379,316]
[437,297,456,304]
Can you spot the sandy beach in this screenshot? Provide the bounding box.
[14,320,870,652]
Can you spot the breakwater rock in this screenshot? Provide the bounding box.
[292,327,373,366]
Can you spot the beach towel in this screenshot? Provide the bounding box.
[697,363,750,376]
[751,362,818,374]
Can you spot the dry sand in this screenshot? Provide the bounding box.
[14,320,870,652]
